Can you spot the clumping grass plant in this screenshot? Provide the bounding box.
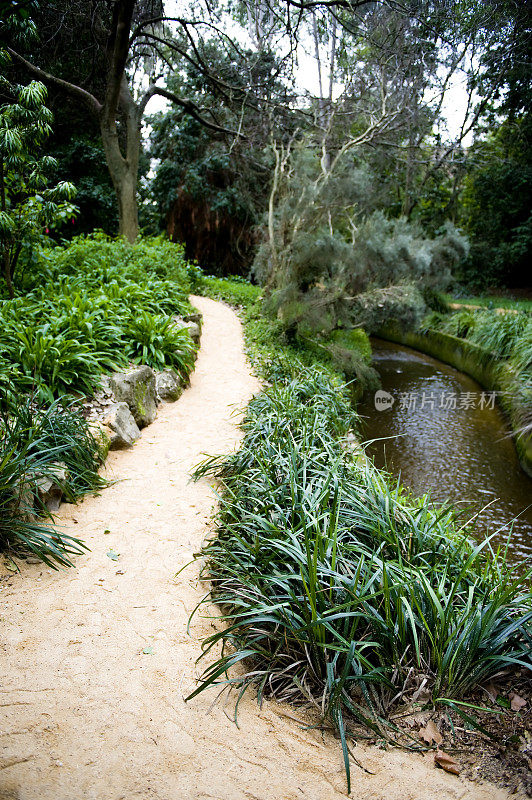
[0,234,199,402]
[188,364,532,791]
[0,395,106,566]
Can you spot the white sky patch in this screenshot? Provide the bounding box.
[141,3,476,147]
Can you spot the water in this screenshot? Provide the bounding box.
[359,338,532,562]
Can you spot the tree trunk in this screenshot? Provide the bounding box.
[115,169,139,242]
[99,74,141,243]
[100,120,140,243]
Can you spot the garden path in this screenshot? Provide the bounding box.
[0,297,508,800]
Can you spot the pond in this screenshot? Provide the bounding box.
[359,338,532,563]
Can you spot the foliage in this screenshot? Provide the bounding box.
[148,42,295,275]
[255,145,468,342]
[0,79,76,296]
[200,276,262,308]
[124,311,196,377]
[458,115,532,289]
[188,365,532,792]
[0,396,104,567]
[0,234,199,401]
[47,135,118,236]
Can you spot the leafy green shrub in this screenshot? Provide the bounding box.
[124,311,197,376]
[0,398,106,566]
[0,234,201,399]
[189,368,531,791]
[0,325,103,402]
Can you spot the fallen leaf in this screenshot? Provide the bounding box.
[106,549,119,561]
[509,693,527,712]
[142,646,154,655]
[420,719,443,746]
[103,529,111,535]
[435,750,460,775]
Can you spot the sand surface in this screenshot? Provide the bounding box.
[0,296,508,800]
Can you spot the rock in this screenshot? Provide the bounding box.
[110,366,157,427]
[183,311,203,330]
[173,317,201,344]
[36,463,68,512]
[102,402,141,449]
[88,421,112,459]
[156,369,183,402]
[11,479,36,522]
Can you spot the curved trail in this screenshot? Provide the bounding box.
[0,297,507,800]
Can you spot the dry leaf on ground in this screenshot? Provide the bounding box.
[435,750,460,775]
[419,719,443,746]
[509,693,527,712]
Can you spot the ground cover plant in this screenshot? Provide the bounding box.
[0,234,199,402]
[191,279,532,792]
[189,365,532,791]
[0,392,105,567]
[0,234,200,566]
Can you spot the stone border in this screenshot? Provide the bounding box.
[377,325,532,478]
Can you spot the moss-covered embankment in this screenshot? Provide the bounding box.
[378,325,532,478]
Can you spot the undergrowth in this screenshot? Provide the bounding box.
[0,233,199,401]
[0,233,199,566]
[191,277,532,793]
[0,395,105,567]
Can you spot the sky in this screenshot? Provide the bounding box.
[144,1,475,145]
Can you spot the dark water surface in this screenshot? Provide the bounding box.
[359,338,532,562]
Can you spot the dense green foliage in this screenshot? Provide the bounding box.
[0,234,200,567]
[0,79,76,296]
[256,145,469,348]
[148,42,295,276]
[0,397,105,567]
[189,360,531,791]
[0,235,198,401]
[457,116,532,289]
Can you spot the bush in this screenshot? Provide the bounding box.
[124,311,196,376]
[0,234,199,401]
[0,398,106,566]
[189,367,532,791]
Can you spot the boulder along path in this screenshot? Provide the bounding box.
[0,297,508,800]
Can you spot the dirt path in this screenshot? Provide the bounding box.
[0,296,508,800]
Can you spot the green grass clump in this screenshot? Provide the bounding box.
[0,234,199,401]
[123,311,196,376]
[188,366,531,792]
[200,275,262,308]
[0,397,106,567]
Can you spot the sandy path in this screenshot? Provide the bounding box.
[0,296,507,800]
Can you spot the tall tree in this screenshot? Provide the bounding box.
[1,0,383,242]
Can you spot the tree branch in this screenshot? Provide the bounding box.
[5,48,102,116]
[139,86,248,138]
[103,0,136,126]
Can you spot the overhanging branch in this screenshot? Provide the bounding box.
[140,86,248,139]
[6,48,102,116]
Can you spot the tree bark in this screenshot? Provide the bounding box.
[99,71,141,243]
